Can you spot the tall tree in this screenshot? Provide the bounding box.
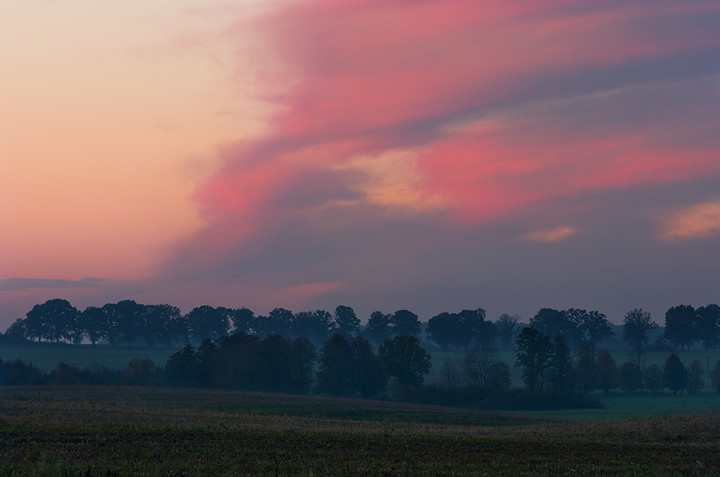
[567,309,613,347]
[378,335,431,386]
[664,305,697,350]
[695,304,720,351]
[80,306,105,345]
[24,299,79,343]
[289,337,316,394]
[114,300,145,347]
[101,302,123,346]
[686,359,705,394]
[643,364,664,394]
[426,312,462,349]
[186,306,230,343]
[390,309,421,338]
[459,308,491,348]
[256,308,293,337]
[350,337,387,398]
[623,308,658,355]
[663,353,687,394]
[574,341,597,394]
[595,350,619,394]
[145,304,182,348]
[548,335,574,393]
[495,313,521,350]
[230,307,255,335]
[514,327,553,393]
[364,311,392,345]
[333,305,360,337]
[529,308,578,345]
[315,334,354,396]
[620,362,642,394]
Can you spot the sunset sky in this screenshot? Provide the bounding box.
[2,0,720,330]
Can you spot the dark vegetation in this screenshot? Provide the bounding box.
[3,300,720,410]
[3,386,720,476]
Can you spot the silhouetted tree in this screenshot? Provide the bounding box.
[643,364,664,394]
[440,357,461,397]
[292,310,333,344]
[548,335,574,393]
[316,334,354,396]
[485,362,511,394]
[568,309,613,347]
[574,341,597,394]
[695,304,720,350]
[186,306,230,343]
[427,312,462,349]
[289,337,316,394]
[164,345,198,387]
[461,308,495,348]
[350,336,387,398]
[462,346,496,388]
[663,353,687,394]
[529,308,578,345]
[255,335,294,392]
[4,319,27,343]
[595,350,619,394]
[195,338,219,387]
[623,308,658,355]
[25,299,79,343]
[231,307,255,335]
[664,305,696,350]
[686,359,705,394]
[390,310,421,338]
[80,306,105,345]
[101,302,123,346]
[495,313,521,350]
[364,311,392,345]
[142,304,176,348]
[514,327,553,393]
[378,335,431,386]
[334,305,360,337]
[252,308,293,338]
[620,362,642,394]
[114,300,145,347]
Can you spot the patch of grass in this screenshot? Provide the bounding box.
[0,343,179,371]
[532,393,720,421]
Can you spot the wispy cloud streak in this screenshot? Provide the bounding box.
[0,278,105,292]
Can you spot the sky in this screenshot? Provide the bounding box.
[2,0,720,330]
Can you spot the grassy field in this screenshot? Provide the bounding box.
[0,343,180,371]
[3,386,720,476]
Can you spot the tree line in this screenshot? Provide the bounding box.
[4,299,720,356]
[3,299,423,348]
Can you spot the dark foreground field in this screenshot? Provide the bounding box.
[2,386,720,476]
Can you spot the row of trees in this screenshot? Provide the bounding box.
[5,299,427,347]
[0,333,433,399]
[6,299,720,356]
[664,304,720,350]
[512,325,720,395]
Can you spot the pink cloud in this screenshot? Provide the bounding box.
[202,0,720,222]
[521,226,579,243]
[178,0,720,304]
[657,200,720,241]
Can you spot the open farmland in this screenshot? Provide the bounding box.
[2,386,720,476]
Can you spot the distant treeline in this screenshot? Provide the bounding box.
[3,330,720,410]
[4,299,720,355]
